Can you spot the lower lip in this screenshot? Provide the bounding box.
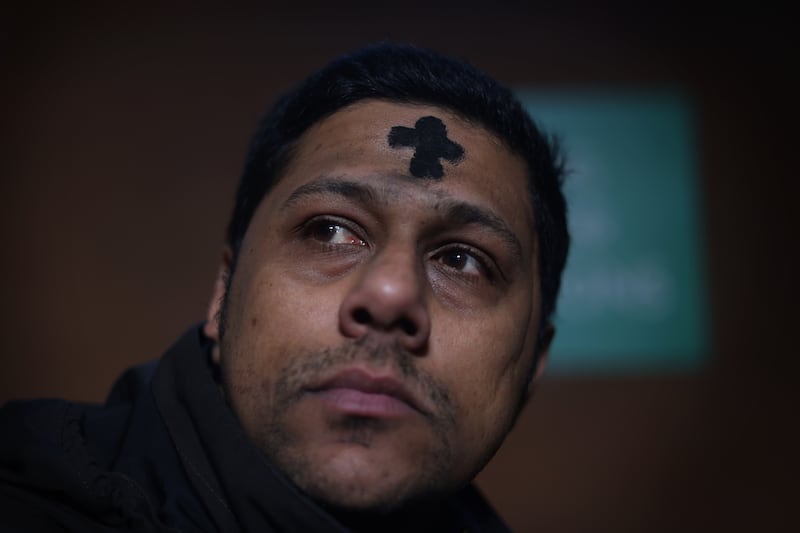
[313,388,418,418]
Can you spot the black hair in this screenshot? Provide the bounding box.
[225,42,569,330]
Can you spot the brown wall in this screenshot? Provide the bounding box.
[2,5,797,532]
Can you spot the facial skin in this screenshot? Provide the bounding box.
[204,100,551,518]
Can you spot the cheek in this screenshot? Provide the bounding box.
[430,303,535,440]
[221,267,341,430]
[226,264,343,367]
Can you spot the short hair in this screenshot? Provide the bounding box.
[226,42,569,329]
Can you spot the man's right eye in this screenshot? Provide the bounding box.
[304,219,367,247]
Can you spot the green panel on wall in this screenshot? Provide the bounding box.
[518,91,709,375]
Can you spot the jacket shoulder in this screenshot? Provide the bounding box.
[0,395,172,532]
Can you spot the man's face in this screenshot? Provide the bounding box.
[206,100,548,512]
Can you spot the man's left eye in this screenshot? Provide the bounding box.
[434,248,487,277]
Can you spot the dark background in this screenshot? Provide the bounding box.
[2,3,797,532]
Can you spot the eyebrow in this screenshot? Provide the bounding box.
[436,200,524,262]
[280,178,377,211]
[281,177,524,261]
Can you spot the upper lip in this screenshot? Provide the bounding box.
[307,367,427,415]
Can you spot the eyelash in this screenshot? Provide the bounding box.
[431,244,497,283]
[299,216,367,248]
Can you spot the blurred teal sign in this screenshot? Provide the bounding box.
[518,91,708,375]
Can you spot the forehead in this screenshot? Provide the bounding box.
[279,100,534,243]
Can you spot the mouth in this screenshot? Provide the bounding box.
[306,367,425,419]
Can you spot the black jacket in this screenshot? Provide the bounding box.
[0,326,510,532]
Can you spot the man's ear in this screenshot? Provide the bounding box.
[525,322,555,399]
[203,246,233,361]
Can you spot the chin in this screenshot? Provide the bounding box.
[281,444,453,514]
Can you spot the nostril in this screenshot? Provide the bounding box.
[353,308,372,325]
[398,318,417,336]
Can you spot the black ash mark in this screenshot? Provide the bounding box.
[388,116,465,179]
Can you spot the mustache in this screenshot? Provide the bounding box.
[275,335,456,427]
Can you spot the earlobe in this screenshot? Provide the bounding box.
[203,246,233,353]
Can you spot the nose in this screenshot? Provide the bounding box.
[338,247,431,353]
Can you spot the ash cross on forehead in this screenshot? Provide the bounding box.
[388,116,465,179]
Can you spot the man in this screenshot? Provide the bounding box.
[0,43,569,532]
